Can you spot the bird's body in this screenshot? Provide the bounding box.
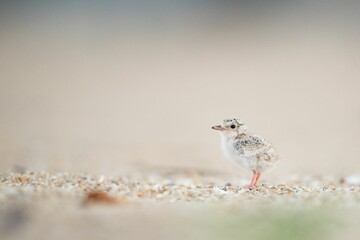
[212,118,279,189]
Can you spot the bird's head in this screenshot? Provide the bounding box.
[212,118,247,138]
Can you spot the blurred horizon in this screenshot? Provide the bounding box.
[0,1,359,178]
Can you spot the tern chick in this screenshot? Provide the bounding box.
[212,118,279,189]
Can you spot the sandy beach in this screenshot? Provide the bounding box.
[1,171,360,240]
[1,2,359,240]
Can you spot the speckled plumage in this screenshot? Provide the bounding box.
[212,118,279,188]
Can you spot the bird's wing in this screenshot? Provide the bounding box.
[235,135,270,155]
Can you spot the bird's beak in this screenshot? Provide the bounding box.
[212,125,225,131]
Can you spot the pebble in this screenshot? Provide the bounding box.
[344,175,360,185]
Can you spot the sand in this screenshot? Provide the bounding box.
[1,171,360,240]
[1,171,360,205]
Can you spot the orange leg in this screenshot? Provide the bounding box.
[254,172,261,186]
[249,172,261,189]
[249,171,257,189]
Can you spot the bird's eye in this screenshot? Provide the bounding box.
[230,124,236,129]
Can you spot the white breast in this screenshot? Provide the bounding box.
[220,135,252,170]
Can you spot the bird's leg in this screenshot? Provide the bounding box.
[249,171,257,189]
[254,172,261,187]
[249,172,261,189]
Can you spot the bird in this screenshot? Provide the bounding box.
[212,118,279,189]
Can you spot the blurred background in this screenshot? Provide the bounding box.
[0,0,359,178]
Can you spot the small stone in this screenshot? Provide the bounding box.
[344,176,360,185]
